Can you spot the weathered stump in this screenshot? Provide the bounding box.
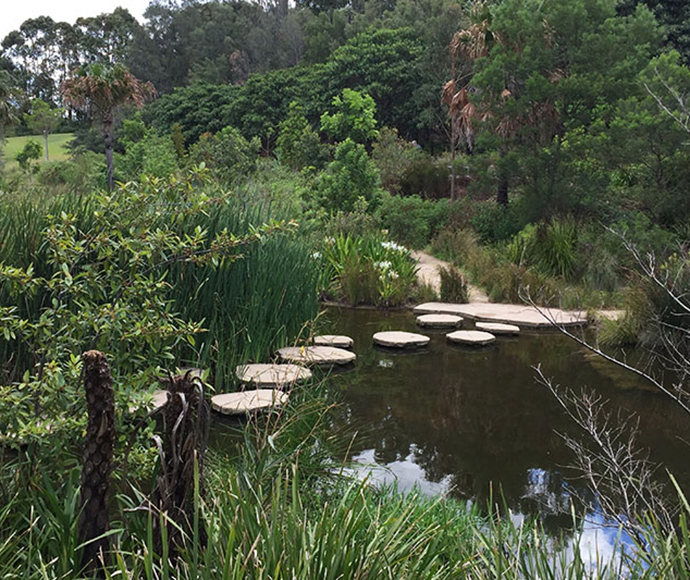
[153,371,209,558]
[78,350,115,575]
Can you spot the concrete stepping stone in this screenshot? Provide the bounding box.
[211,390,288,415]
[373,331,430,348]
[278,346,356,366]
[414,302,587,329]
[446,330,496,346]
[476,322,520,335]
[236,363,312,387]
[314,334,354,348]
[416,314,463,328]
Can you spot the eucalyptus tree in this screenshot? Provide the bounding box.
[61,63,155,190]
[24,98,63,161]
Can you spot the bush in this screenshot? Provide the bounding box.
[399,156,450,199]
[318,233,418,307]
[314,138,383,214]
[371,127,421,194]
[187,126,260,184]
[439,265,469,303]
[118,128,179,181]
[378,194,449,249]
[276,102,328,171]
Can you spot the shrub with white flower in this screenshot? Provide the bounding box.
[316,232,418,306]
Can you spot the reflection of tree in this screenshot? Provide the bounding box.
[327,306,690,527]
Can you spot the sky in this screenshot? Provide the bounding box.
[0,0,152,43]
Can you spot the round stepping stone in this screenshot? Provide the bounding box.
[278,346,356,366]
[236,363,312,387]
[314,334,354,349]
[373,331,430,348]
[150,389,169,410]
[211,390,288,415]
[416,314,463,328]
[446,330,496,346]
[476,322,520,335]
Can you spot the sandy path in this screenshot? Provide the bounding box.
[410,250,489,303]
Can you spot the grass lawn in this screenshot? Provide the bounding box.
[1,133,74,168]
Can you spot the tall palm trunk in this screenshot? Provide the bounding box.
[102,110,115,191]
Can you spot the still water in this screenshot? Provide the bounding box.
[320,307,690,536]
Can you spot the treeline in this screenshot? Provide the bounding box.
[3,0,690,232]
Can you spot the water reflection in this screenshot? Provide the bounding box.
[323,306,690,532]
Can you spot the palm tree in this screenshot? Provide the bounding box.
[442,1,496,200]
[61,63,155,190]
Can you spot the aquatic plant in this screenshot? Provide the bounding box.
[318,233,418,307]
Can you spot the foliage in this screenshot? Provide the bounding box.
[371,126,421,194]
[187,126,261,184]
[15,139,42,173]
[23,98,63,161]
[314,138,383,214]
[0,170,313,446]
[276,101,327,170]
[319,88,379,144]
[317,233,418,306]
[118,126,179,181]
[507,219,579,280]
[377,193,450,249]
[439,264,469,303]
[61,63,156,190]
[399,155,452,199]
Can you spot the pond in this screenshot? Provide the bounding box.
[320,306,690,538]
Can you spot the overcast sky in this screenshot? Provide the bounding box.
[1,0,152,43]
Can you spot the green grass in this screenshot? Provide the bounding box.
[1,133,74,167]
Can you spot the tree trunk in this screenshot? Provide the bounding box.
[43,131,49,162]
[497,146,509,206]
[103,111,115,191]
[78,350,115,576]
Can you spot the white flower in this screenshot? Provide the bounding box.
[374,260,392,271]
[311,252,322,260]
[381,240,407,252]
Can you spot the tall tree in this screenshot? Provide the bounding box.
[61,63,155,190]
[0,70,19,142]
[24,98,63,161]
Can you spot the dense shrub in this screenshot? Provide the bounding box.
[187,126,261,184]
[378,193,449,249]
[399,156,450,199]
[314,138,383,214]
[371,127,421,194]
[276,102,328,171]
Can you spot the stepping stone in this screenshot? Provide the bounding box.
[278,346,356,366]
[476,322,520,335]
[446,330,496,346]
[416,314,463,328]
[314,334,354,348]
[373,331,430,348]
[211,390,288,415]
[236,363,312,387]
[414,302,587,329]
